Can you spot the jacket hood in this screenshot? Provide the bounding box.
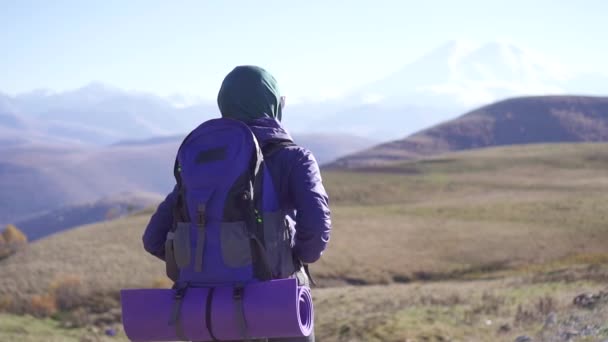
[217,66,283,122]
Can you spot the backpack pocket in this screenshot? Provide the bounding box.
[164,232,179,281]
[220,221,252,268]
[173,222,192,269]
[264,211,297,278]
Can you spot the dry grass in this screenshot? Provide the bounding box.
[313,276,608,341]
[0,313,123,342]
[0,213,164,303]
[1,274,607,342]
[314,143,608,284]
[1,143,608,341]
[0,143,607,296]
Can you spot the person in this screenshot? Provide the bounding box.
[142,65,332,342]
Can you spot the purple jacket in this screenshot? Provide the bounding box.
[142,118,332,264]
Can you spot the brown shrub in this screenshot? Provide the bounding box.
[29,294,57,317]
[2,224,28,244]
[50,275,87,311]
[0,295,12,311]
[0,224,28,260]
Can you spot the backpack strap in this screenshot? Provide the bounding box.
[171,130,196,229]
[303,264,317,287]
[247,139,297,281]
[168,282,189,341]
[205,287,220,341]
[242,133,275,281]
[194,203,207,273]
[262,140,295,158]
[233,284,251,342]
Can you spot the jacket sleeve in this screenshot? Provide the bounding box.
[142,186,178,260]
[288,149,332,264]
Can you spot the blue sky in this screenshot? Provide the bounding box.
[1,0,607,100]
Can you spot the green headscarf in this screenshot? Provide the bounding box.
[217,65,283,122]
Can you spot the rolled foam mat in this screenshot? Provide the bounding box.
[121,278,313,341]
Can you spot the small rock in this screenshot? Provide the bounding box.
[561,329,579,340]
[515,336,532,342]
[544,312,557,326]
[573,293,600,309]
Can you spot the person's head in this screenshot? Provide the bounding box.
[217,65,285,122]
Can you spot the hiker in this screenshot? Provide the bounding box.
[142,65,332,342]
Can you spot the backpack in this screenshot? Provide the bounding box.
[164,118,299,286]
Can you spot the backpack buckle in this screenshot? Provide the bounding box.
[173,282,189,299]
[196,204,206,227]
[233,285,244,300]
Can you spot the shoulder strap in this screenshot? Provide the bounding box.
[172,130,196,226]
[262,140,296,158]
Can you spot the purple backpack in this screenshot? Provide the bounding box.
[164,118,298,287]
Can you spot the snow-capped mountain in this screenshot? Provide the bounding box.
[302,40,608,139]
[351,40,584,108]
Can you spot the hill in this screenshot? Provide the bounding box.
[0,141,177,225]
[0,133,373,225]
[2,142,607,294]
[13,192,162,241]
[1,142,608,341]
[331,95,608,168]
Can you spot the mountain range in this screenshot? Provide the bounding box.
[0,132,374,229]
[2,40,608,239]
[2,41,607,143]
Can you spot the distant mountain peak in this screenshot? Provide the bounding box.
[351,40,581,108]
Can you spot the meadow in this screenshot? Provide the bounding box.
[1,142,607,341]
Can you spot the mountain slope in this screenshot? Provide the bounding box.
[0,141,177,224]
[2,142,608,296]
[331,95,608,168]
[0,132,374,225]
[13,192,162,241]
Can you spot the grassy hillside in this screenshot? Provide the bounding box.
[318,142,608,284]
[2,142,607,293]
[2,276,607,341]
[1,142,607,341]
[331,96,608,168]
